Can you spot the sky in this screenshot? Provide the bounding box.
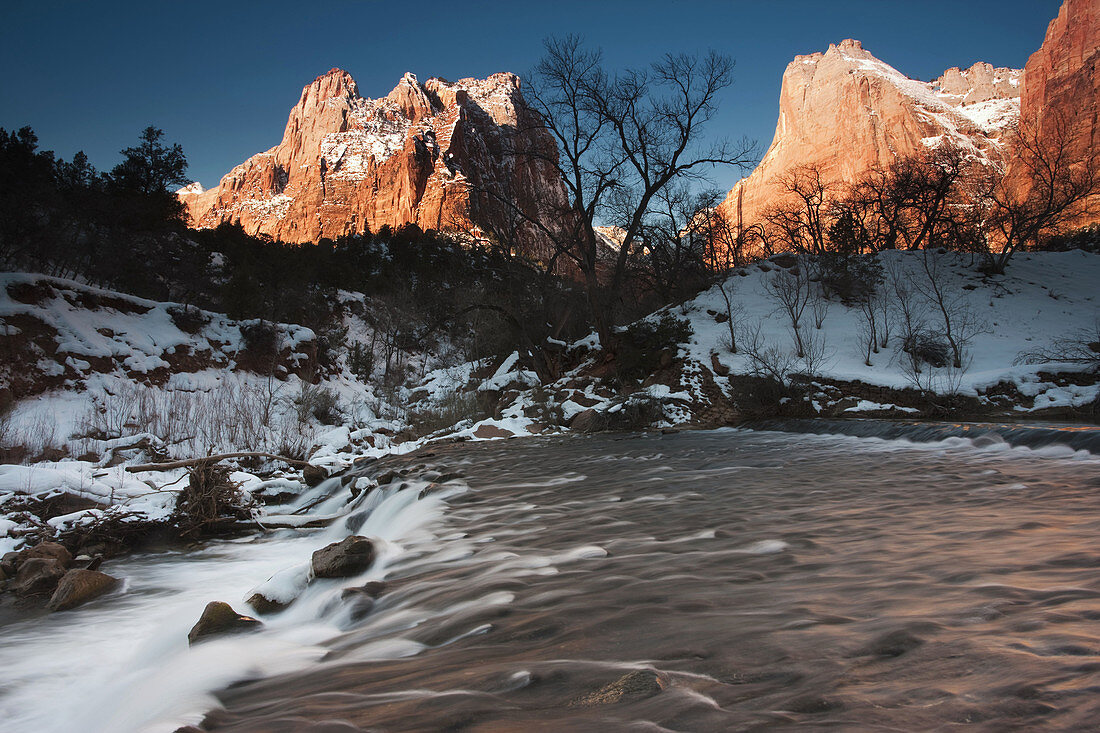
[1,0,1063,196]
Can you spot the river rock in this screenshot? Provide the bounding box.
[0,552,17,578]
[571,670,664,707]
[13,541,73,571]
[47,569,121,611]
[303,464,327,487]
[188,601,263,645]
[374,470,398,485]
[311,536,376,578]
[473,423,515,439]
[569,408,600,433]
[9,557,67,597]
[246,592,289,615]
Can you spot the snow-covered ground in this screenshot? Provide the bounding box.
[682,249,1100,410]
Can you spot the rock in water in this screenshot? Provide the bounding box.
[188,601,263,645]
[311,536,376,578]
[302,464,327,487]
[570,670,664,707]
[12,541,73,571]
[569,408,600,433]
[246,593,289,615]
[47,569,121,611]
[9,557,67,597]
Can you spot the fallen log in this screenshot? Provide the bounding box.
[126,452,310,473]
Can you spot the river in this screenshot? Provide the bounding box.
[2,424,1099,731]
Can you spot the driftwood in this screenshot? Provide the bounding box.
[126,452,309,473]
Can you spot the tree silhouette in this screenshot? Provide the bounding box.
[110,126,188,195]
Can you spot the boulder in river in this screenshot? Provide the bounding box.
[570,670,664,707]
[9,557,68,597]
[569,408,600,433]
[311,536,376,578]
[303,464,328,487]
[47,569,121,611]
[188,601,263,645]
[11,541,73,571]
[246,592,289,615]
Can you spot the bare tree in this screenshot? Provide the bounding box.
[971,114,1099,273]
[763,264,812,358]
[515,36,756,347]
[764,165,835,255]
[837,145,970,253]
[799,327,832,379]
[1015,318,1100,372]
[634,184,714,304]
[912,249,981,370]
[739,320,796,385]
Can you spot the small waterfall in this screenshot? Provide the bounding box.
[0,469,467,733]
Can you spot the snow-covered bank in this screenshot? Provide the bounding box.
[3,250,1099,555]
[686,250,1100,400]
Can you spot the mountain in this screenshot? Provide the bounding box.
[1009,0,1100,224]
[717,39,1021,232]
[179,69,564,245]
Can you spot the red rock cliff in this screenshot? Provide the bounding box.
[179,69,565,245]
[1010,0,1100,224]
[717,39,1020,232]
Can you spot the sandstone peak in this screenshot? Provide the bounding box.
[718,40,1021,234]
[177,182,204,196]
[386,72,436,122]
[179,68,564,246]
[832,38,871,58]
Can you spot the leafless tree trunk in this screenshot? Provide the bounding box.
[764,265,812,358]
[515,36,757,348]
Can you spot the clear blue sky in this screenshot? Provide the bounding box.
[1,0,1062,195]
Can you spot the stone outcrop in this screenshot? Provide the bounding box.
[311,535,376,578]
[179,69,565,247]
[718,39,1021,232]
[187,601,263,644]
[1009,0,1100,225]
[722,1,1100,235]
[47,569,121,611]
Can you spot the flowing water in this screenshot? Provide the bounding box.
[2,424,1100,732]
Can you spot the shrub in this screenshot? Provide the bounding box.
[726,374,808,419]
[240,321,279,359]
[613,313,692,385]
[526,385,566,427]
[167,304,210,334]
[1015,320,1100,373]
[903,331,951,369]
[408,390,496,436]
[293,383,342,425]
[315,325,348,371]
[816,252,883,304]
[1033,224,1100,254]
[347,340,375,381]
[573,394,667,432]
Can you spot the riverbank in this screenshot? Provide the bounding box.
[3,426,1099,731]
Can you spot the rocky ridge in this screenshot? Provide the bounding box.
[718,39,1021,233]
[179,69,564,245]
[721,0,1100,235]
[1009,0,1100,224]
